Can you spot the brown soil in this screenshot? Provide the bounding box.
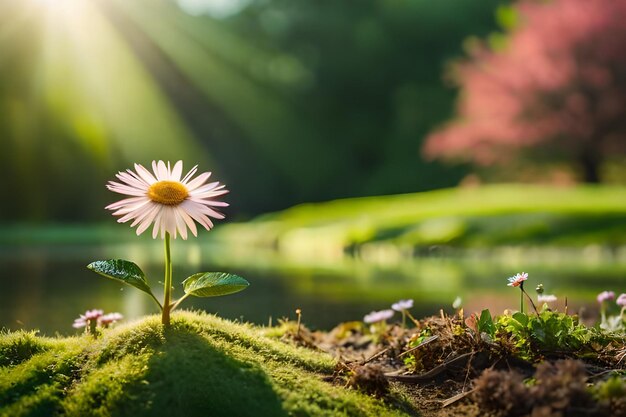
[279,311,626,417]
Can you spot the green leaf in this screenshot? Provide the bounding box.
[512,312,528,327]
[183,272,249,298]
[504,318,524,333]
[87,259,153,296]
[477,309,495,336]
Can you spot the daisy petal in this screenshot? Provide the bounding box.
[135,163,157,185]
[171,160,183,182]
[130,203,159,227]
[126,169,149,186]
[116,172,145,189]
[105,196,148,210]
[151,161,158,178]
[186,172,212,191]
[202,200,229,207]
[189,182,220,195]
[182,165,198,184]
[152,214,161,239]
[157,161,168,181]
[136,206,160,235]
[175,210,188,240]
[178,208,198,237]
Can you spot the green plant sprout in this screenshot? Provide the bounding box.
[87,160,249,326]
[452,287,626,363]
[458,307,614,362]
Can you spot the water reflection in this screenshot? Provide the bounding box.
[0,242,624,335]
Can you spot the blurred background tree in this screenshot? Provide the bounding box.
[0,0,506,222]
[424,0,626,183]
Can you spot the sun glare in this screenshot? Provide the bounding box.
[30,0,83,23]
[33,0,72,9]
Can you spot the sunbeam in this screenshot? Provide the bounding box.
[36,0,208,164]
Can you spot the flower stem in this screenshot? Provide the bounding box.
[522,288,539,315]
[405,310,420,327]
[600,304,606,326]
[89,319,97,336]
[520,286,524,314]
[162,232,172,326]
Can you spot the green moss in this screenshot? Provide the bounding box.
[0,312,411,417]
[0,331,54,367]
[1,383,64,417]
[0,337,88,408]
[62,356,152,417]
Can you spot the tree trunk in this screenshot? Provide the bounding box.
[580,151,600,183]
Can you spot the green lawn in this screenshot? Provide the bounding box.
[214,184,626,251]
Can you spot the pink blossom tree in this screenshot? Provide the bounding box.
[424,0,626,182]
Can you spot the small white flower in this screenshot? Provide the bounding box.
[106,160,228,239]
[363,309,394,324]
[617,293,626,307]
[391,299,414,311]
[537,294,557,303]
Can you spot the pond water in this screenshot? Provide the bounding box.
[1,241,625,335]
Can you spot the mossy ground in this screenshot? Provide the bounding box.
[2,310,625,417]
[0,311,412,417]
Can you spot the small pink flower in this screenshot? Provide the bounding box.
[363,309,394,324]
[597,291,615,303]
[72,317,88,329]
[391,299,414,311]
[84,309,104,320]
[616,293,626,307]
[98,313,123,327]
[72,309,107,330]
[507,272,528,287]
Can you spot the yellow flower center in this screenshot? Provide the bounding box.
[148,181,189,205]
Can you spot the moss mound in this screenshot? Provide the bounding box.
[0,312,410,417]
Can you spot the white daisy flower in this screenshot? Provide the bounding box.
[105,160,228,240]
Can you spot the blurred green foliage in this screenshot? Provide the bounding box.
[0,0,506,222]
[216,185,626,252]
